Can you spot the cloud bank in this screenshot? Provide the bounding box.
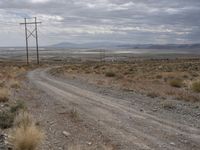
[0,0,200,46]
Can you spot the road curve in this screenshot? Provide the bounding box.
[28,68,200,150]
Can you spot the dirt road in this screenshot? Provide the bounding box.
[28,68,200,150]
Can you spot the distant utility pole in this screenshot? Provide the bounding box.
[20,17,41,64]
[100,49,106,63]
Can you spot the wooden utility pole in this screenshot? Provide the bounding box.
[24,18,29,65]
[20,17,41,64]
[35,17,39,65]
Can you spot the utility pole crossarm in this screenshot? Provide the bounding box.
[20,22,42,25]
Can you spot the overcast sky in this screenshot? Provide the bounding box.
[0,0,200,46]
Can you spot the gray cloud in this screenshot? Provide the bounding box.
[0,0,200,46]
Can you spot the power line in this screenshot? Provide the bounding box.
[20,17,42,65]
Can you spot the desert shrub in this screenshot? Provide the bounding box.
[182,74,189,79]
[0,111,15,129]
[169,79,183,88]
[105,71,116,77]
[161,100,176,109]
[147,92,159,98]
[0,88,9,103]
[192,81,200,93]
[191,72,199,77]
[93,64,101,69]
[85,70,91,74]
[0,81,5,87]
[10,101,26,113]
[156,75,162,79]
[128,68,134,72]
[175,92,199,102]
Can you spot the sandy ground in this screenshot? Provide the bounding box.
[11,67,200,150]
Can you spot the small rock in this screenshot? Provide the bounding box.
[62,131,70,137]
[152,108,158,112]
[181,139,188,144]
[87,142,92,145]
[170,142,175,146]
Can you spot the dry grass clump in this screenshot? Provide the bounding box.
[69,108,79,121]
[14,111,34,128]
[9,79,20,89]
[18,67,26,74]
[161,100,176,109]
[191,81,200,93]
[9,112,44,150]
[169,78,183,88]
[10,124,43,150]
[0,88,9,103]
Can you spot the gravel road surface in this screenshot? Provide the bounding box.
[27,68,200,150]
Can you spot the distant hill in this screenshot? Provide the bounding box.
[50,42,200,50]
[50,42,122,49]
[117,44,200,50]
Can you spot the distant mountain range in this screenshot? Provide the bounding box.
[50,42,200,50]
[50,42,121,49]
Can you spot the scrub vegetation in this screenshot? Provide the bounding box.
[52,58,200,102]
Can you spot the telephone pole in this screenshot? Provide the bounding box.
[24,18,29,65]
[20,17,41,64]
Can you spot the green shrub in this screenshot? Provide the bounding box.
[0,111,15,129]
[10,101,26,113]
[0,101,26,129]
[192,81,200,93]
[169,79,183,88]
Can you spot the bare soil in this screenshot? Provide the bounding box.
[16,66,200,150]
